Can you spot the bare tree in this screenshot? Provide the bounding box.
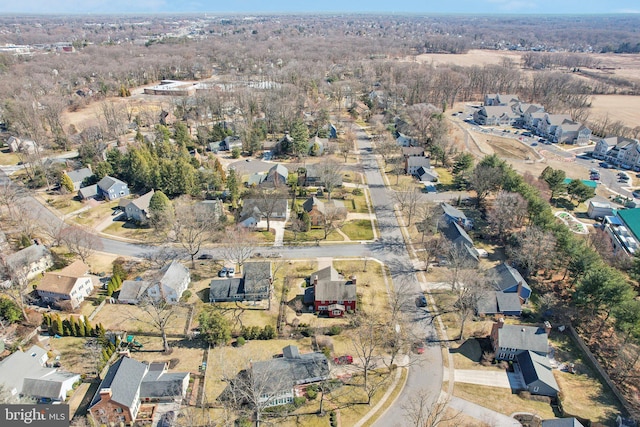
[468,164,505,207]
[452,268,491,340]
[171,197,219,268]
[220,226,257,271]
[402,390,461,427]
[320,204,347,240]
[60,225,103,263]
[350,312,388,404]
[486,191,528,241]
[245,186,288,232]
[141,245,184,270]
[0,257,32,322]
[373,136,400,167]
[316,159,343,201]
[416,203,443,242]
[507,226,557,276]
[0,179,22,218]
[131,295,177,354]
[393,186,422,227]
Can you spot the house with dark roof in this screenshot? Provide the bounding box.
[89,356,189,426]
[219,135,242,151]
[401,147,425,158]
[415,166,439,183]
[477,263,532,316]
[209,261,272,302]
[491,320,551,360]
[65,167,94,191]
[222,345,329,408]
[302,197,347,227]
[5,243,54,281]
[78,184,99,200]
[118,280,151,304]
[0,344,80,402]
[303,164,343,188]
[439,221,480,265]
[304,266,357,317]
[119,189,154,223]
[542,419,585,427]
[36,260,94,309]
[239,198,289,228]
[98,176,130,201]
[517,350,560,397]
[441,202,472,228]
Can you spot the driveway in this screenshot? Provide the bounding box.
[449,396,522,427]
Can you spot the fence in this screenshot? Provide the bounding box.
[568,325,635,417]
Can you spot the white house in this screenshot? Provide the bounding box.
[5,243,54,281]
[36,260,95,309]
[146,261,190,304]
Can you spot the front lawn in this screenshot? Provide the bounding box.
[341,220,374,241]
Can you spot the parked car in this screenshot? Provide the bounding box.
[334,355,353,365]
[600,162,610,168]
[416,295,427,308]
[218,268,228,277]
[633,190,640,199]
[226,267,235,277]
[412,341,425,354]
[198,253,213,260]
[531,142,538,147]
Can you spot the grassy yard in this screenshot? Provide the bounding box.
[0,148,20,165]
[103,221,158,241]
[43,193,85,215]
[453,383,556,419]
[283,228,344,243]
[333,259,388,316]
[91,304,191,335]
[48,336,103,375]
[72,200,120,227]
[341,219,374,240]
[128,336,206,373]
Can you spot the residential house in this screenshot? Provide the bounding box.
[7,136,37,154]
[89,356,189,426]
[491,319,551,360]
[65,167,94,191]
[604,208,640,256]
[536,114,573,140]
[517,350,560,397]
[524,111,548,131]
[542,418,585,427]
[209,261,272,302]
[0,345,80,402]
[302,197,347,227]
[439,221,480,264]
[145,261,190,304]
[37,260,94,309]
[477,262,531,317]
[304,266,357,317]
[118,280,151,304]
[308,135,327,156]
[265,164,289,186]
[415,166,438,183]
[473,106,520,126]
[239,198,289,228]
[328,123,338,139]
[401,147,425,158]
[5,243,54,281]
[198,199,223,219]
[97,176,130,201]
[441,202,472,228]
[119,189,155,223]
[512,103,545,127]
[78,184,99,200]
[219,135,242,151]
[554,122,591,145]
[303,164,343,188]
[225,345,329,408]
[593,137,640,170]
[484,93,519,106]
[396,133,416,147]
[405,156,431,175]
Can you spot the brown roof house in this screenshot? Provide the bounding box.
[302,196,347,227]
[37,260,95,309]
[89,356,189,426]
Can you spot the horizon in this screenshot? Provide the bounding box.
[0,0,638,16]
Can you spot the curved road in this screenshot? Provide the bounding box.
[2,132,443,426]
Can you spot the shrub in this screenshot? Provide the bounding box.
[236,336,245,346]
[352,188,363,196]
[181,290,192,301]
[518,390,531,400]
[327,325,342,336]
[306,388,317,400]
[293,396,306,407]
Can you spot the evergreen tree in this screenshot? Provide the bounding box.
[84,318,94,337]
[61,173,74,192]
[54,315,63,336]
[290,119,310,158]
[174,122,191,148]
[227,168,239,209]
[69,317,78,337]
[93,161,113,180]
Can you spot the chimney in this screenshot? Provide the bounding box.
[86,163,92,172]
[497,317,505,328]
[350,275,357,285]
[99,388,112,402]
[544,321,552,335]
[313,275,318,286]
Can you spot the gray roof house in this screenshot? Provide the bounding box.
[89,356,189,425]
[415,166,439,183]
[5,243,54,281]
[119,189,155,223]
[97,175,130,201]
[440,221,479,264]
[198,199,223,219]
[478,263,532,316]
[406,156,431,175]
[209,261,272,302]
[239,198,289,227]
[517,350,560,397]
[441,202,472,228]
[303,164,343,187]
[78,184,99,200]
[304,266,357,317]
[477,291,523,317]
[65,167,94,191]
[234,345,329,408]
[0,345,80,402]
[219,135,242,151]
[145,261,190,304]
[118,280,151,304]
[491,320,550,360]
[541,419,585,427]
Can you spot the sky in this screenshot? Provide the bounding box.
[0,0,639,15]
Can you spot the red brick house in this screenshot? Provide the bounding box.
[302,197,347,227]
[304,266,357,317]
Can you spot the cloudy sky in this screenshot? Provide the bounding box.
[0,0,638,14]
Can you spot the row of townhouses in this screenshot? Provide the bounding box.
[474,93,591,146]
[592,136,640,171]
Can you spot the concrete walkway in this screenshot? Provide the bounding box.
[449,396,522,426]
[454,369,511,389]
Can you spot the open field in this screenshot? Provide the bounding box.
[48,336,103,376]
[91,304,191,335]
[589,94,640,129]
